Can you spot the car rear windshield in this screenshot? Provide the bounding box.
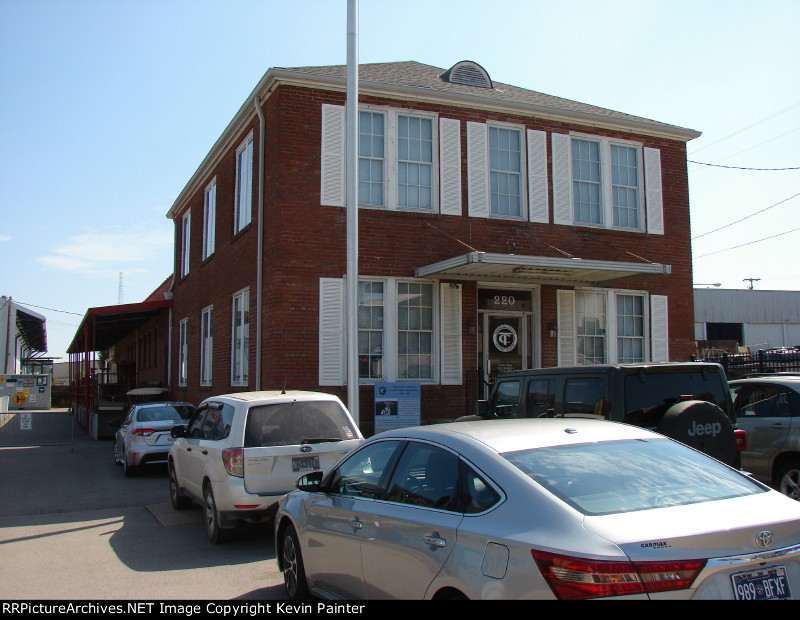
[502,438,765,516]
[244,401,357,447]
[136,405,194,422]
[623,370,730,427]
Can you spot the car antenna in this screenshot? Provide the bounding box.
[281,378,287,395]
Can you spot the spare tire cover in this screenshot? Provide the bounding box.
[656,400,736,466]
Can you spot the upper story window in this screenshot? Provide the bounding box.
[180,211,191,278]
[572,138,602,225]
[323,104,447,213]
[553,133,661,233]
[611,145,641,229]
[359,111,385,206]
[358,109,436,211]
[397,115,433,209]
[489,126,522,217]
[202,180,216,260]
[234,135,253,234]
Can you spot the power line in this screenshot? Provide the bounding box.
[689,100,800,155]
[11,301,84,316]
[692,192,800,240]
[688,161,800,171]
[694,226,800,258]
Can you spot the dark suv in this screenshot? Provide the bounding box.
[474,362,743,467]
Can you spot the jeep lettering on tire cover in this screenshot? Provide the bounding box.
[657,400,736,465]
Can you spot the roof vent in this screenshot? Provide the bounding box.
[440,61,493,89]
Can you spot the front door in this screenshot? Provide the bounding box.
[484,313,527,390]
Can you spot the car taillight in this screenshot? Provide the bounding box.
[222,448,244,478]
[132,428,155,436]
[531,549,706,600]
[735,429,747,451]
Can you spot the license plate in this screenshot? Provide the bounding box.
[292,456,320,472]
[732,566,791,600]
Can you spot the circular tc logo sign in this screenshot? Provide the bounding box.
[492,324,518,353]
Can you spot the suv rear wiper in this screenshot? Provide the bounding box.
[301,438,343,444]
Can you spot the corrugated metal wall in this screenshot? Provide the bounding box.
[694,289,800,323]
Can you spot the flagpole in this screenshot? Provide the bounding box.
[345,0,360,425]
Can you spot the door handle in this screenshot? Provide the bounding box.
[202,450,208,455]
[771,423,787,430]
[423,536,447,548]
[349,519,364,530]
[186,447,192,452]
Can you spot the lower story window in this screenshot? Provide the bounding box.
[231,289,249,386]
[200,306,213,386]
[178,318,188,386]
[358,281,384,379]
[397,282,433,379]
[576,291,606,365]
[616,294,645,363]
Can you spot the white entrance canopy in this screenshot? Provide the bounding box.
[415,252,671,287]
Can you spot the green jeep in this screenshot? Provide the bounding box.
[473,362,743,467]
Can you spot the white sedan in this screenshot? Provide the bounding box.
[275,418,800,600]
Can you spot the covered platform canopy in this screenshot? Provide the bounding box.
[415,251,671,287]
[67,299,173,355]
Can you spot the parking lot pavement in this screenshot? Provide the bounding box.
[0,410,287,600]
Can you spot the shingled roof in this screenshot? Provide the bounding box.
[277,60,699,139]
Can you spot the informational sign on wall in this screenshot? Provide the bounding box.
[0,375,51,410]
[374,382,421,433]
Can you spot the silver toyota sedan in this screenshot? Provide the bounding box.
[274,418,800,600]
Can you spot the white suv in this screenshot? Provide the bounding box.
[168,391,363,543]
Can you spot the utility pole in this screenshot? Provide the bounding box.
[743,278,760,290]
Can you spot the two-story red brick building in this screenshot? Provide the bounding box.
[165,60,700,433]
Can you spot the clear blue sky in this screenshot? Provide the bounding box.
[1,0,798,361]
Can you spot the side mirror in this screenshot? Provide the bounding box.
[170,425,187,439]
[296,471,324,493]
[109,419,121,429]
[476,400,489,416]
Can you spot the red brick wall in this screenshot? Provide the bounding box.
[168,83,696,429]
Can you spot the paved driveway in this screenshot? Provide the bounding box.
[0,410,286,600]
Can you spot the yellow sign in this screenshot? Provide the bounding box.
[13,392,27,407]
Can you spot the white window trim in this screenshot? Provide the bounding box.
[200,305,213,387]
[180,211,191,278]
[230,287,250,386]
[318,277,458,385]
[571,133,645,232]
[467,120,530,221]
[558,288,657,366]
[178,318,188,387]
[234,132,254,235]
[488,120,528,220]
[321,104,445,213]
[202,178,216,260]
[360,105,440,213]
[358,277,440,384]
[554,132,664,234]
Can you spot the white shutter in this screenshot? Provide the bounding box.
[650,294,669,362]
[439,118,462,216]
[557,289,577,366]
[319,278,345,385]
[466,121,489,218]
[440,283,462,385]
[320,104,345,207]
[527,129,549,223]
[644,147,664,235]
[551,133,573,225]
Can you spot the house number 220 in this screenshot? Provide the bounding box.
[493,295,515,306]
